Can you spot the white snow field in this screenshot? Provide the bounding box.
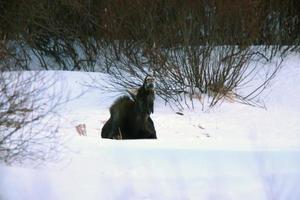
[1,54,300,200]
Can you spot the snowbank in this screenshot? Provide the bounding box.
[1,54,300,200]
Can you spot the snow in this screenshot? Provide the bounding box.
[1,54,300,199]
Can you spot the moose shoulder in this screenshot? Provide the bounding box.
[101,76,157,139]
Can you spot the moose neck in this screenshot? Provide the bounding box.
[135,102,150,117]
[134,85,154,117]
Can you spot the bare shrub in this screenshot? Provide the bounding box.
[0,42,66,165]
[90,41,284,110]
[84,0,289,110]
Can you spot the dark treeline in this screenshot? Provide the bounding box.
[1,0,299,70]
[1,0,300,45]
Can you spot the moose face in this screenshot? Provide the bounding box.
[144,76,155,91]
[135,76,155,115]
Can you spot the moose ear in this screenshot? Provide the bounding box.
[143,75,149,88]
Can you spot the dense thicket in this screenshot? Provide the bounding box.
[0,0,299,107]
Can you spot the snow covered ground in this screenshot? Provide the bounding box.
[1,54,300,200]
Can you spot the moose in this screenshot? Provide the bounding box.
[101,76,157,139]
